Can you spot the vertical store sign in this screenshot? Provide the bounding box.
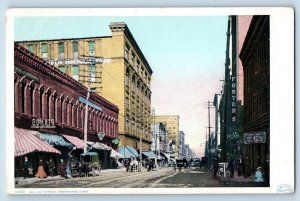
[231,76,237,122]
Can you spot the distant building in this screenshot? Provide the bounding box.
[17,22,153,150]
[179,131,185,159]
[151,122,169,153]
[155,115,180,158]
[183,144,191,158]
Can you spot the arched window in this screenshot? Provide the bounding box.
[39,86,44,118]
[21,82,26,113]
[29,82,35,116]
[52,92,57,122]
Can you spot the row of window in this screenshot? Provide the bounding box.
[58,65,96,82]
[14,75,117,138]
[27,40,95,60]
[125,42,151,84]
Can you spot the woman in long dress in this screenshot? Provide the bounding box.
[35,159,47,178]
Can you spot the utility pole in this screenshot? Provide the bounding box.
[204,100,214,166]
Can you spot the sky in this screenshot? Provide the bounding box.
[14,16,228,157]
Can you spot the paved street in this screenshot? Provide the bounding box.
[16,167,226,188]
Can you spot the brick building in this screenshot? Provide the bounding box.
[240,16,270,176]
[14,43,119,173]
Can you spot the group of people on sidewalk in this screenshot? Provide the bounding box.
[23,156,70,179]
[212,156,269,184]
[22,156,94,179]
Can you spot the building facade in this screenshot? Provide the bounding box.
[178,131,185,159]
[154,115,180,158]
[151,123,169,153]
[240,16,270,175]
[17,22,153,150]
[14,43,119,171]
[14,43,119,146]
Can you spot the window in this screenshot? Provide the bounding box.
[125,116,129,129]
[89,65,96,82]
[90,87,96,93]
[131,53,136,65]
[28,44,34,53]
[59,66,65,73]
[125,43,130,59]
[89,41,95,56]
[72,65,79,80]
[58,42,64,59]
[41,43,48,59]
[72,41,79,59]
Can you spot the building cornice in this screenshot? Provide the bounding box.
[110,22,153,75]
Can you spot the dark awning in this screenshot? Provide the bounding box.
[36,132,73,148]
[142,151,157,158]
[118,146,139,158]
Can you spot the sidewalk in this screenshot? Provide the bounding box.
[206,166,268,187]
[218,173,268,187]
[15,168,126,185]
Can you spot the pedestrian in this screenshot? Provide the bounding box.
[84,162,90,177]
[35,159,47,178]
[78,161,84,178]
[263,159,270,184]
[47,158,55,177]
[213,157,219,178]
[23,156,32,179]
[58,159,67,178]
[182,157,187,170]
[124,159,130,172]
[237,158,242,176]
[228,158,234,178]
[255,167,264,182]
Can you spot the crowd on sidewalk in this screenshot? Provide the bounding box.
[211,157,269,187]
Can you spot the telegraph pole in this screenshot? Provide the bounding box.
[204,100,214,167]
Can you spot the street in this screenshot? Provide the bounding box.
[16,167,226,188]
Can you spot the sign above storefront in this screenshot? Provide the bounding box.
[112,138,120,145]
[97,132,105,140]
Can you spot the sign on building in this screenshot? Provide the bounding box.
[244,132,266,144]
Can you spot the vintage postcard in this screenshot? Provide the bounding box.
[5,8,294,194]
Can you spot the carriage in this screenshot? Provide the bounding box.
[80,152,101,176]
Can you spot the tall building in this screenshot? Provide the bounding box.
[219,16,246,162]
[154,115,180,158]
[151,123,169,153]
[179,131,185,159]
[17,22,153,150]
[240,16,270,177]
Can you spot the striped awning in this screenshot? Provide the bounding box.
[87,141,112,151]
[62,134,85,149]
[14,127,61,157]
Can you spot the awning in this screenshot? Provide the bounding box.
[110,149,124,158]
[142,151,157,159]
[62,134,85,149]
[87,141,112,150]
[36,133,73,148]
[161,152,171,160]
[15,128,61,157]
[117,146,139,158]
